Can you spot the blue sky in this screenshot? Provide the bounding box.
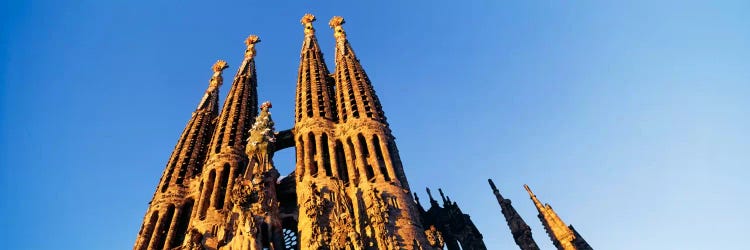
[1,1,748,249]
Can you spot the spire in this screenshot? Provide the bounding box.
[438,188,449,206]
[524,184,590,250]
[209,35,261,154]
[414,192,426,213]
[489,180,540,250]
[196,60,228,112]
[160,60,229,188]
[329,16,387,123]
[295,14,336,122]
[524,184,546,212]
[426,187,439,207]
[134,61,226,250]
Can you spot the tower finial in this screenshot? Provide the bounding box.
[329,16,346,40]
[426,187,435,202]
[524,184,535,197]
[244,34,261,59]
[488,179,499,192]
[438,188,448,204]
[301,13,316,36]
[525,184,546,211]
[209,60,229,89]
[260,101,272,111]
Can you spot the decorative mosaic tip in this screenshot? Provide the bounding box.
[329,16,345,28]
[329,16,346,40]
[212,60,229,73]
[245,35,261,58]
[245,35,261,47]
[301,14,316,36]
[301,13,316,24]
[261,101,272,110]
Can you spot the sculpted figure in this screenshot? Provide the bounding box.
[425,225,445,249]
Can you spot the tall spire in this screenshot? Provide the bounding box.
[329,16,387,123]
[190,36,261,240]
[323,16,432,249]
[488,179,540,250]
[295,13,336,122]
[209,35,260,154]
[134,60,227,250]
[524,184,592,250]
[160,59,228,190]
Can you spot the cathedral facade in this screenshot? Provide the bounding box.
[133,14,591,250]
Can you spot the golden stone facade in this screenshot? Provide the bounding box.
[133,14,591,250]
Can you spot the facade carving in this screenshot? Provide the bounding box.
[133,13,592,250]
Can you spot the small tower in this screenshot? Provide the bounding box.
[192,35,261,246]
[525,185,593,250]
[488,179,540,250]
[134,60,228,250]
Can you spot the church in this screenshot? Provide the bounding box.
[133,14,592,250]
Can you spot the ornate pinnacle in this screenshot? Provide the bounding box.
[301,13,316,36]
[209,59,229,89]
[244,34,261,59]
[260,101,272,111]
[329,16,346,40]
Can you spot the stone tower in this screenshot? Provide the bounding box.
[488,179,539,250]
[524,185,593,250]
[191,35,261,249]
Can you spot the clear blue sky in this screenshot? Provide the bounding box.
[1,1,748,249]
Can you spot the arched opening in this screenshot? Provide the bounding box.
[215,164,231,209]
[358,134,374,181]
[152,205,175,250]
[321,133,332,177]
[346,137,360,184]
[308,132,318,177]
[334,140,349,185]
[282,217,299,250]
[296,136,305,177]
[372,135,390,181]
[199,170,216,218]
[169,199,194,248]
[138,211,159,250]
